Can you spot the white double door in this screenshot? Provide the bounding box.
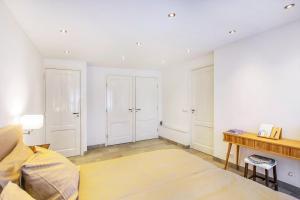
[45,69,81,157]
[106,76,158,145]
[191,66,214,155]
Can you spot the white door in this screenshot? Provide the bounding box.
[107,76,134,145]
[45,69,81,157]
[135,77,159,141]
[191,66,214,155]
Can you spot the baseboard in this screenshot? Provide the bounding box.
[213,157,300,195]
[87,144,105,150]
[159,136,190,149]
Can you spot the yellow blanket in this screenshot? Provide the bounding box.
[79,149,295,200]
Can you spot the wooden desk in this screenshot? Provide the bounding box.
[223,132,300,170]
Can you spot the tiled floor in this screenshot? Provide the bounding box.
[69,138,299,199]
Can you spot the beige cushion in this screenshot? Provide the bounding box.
[0,133,33,190]
[0,126,23,161]
[0,182,34,200]
[22,147,79,200]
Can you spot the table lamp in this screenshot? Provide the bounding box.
[20,114,44,134]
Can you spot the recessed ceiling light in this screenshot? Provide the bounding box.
[228,30,237,35]
[284,3,295,10]
[60,29,68,34]
[64,50,71,54]
[136,42,142,47]
[168,12,176,18]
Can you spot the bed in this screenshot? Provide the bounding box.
[0,125,296,200]
[79,149,295,200]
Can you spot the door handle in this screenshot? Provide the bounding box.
[72,113,80,117]
[135,108,141,112]
[128,108,133,112]
[191,109,195,114]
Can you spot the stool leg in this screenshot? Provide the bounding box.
[253,166,256,181]
[265,169,269,187]
[273,166,278,191]
[244,163,248,178]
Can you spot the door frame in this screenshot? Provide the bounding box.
[189,65,214,154]
[44,60,87,155]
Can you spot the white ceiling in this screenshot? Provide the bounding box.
[4,0,300,68]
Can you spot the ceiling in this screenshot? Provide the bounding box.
[4,0,300,68]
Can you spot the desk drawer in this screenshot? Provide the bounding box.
[255,141,291,156]
[290,148,300,159]
[270,145,290,157]
[255,141,270,151]
[241,138,255,148]
[224,135,255,147]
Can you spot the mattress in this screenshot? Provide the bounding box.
[79,149,296,200]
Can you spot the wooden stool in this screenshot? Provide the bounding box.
[244,155,278,191]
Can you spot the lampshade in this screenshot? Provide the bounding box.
[21,115,44,130]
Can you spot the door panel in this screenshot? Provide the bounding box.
[107,76,134,145]
[46,69,81,157]
[135,77,158,141]
[191,66,214,155]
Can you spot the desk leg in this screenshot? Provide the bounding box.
[236,145,240,170]
[224,143,232,170]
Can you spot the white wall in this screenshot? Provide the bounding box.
[0,1,44,145]
[159,54,214,145]
[214,21,300,187]
[44,59,88,154]
[87,66,161,146]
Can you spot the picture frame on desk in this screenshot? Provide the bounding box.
[270,127,282,140]
[258,124,273,137]
[258,127,282,140]
[257,124,282,140]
